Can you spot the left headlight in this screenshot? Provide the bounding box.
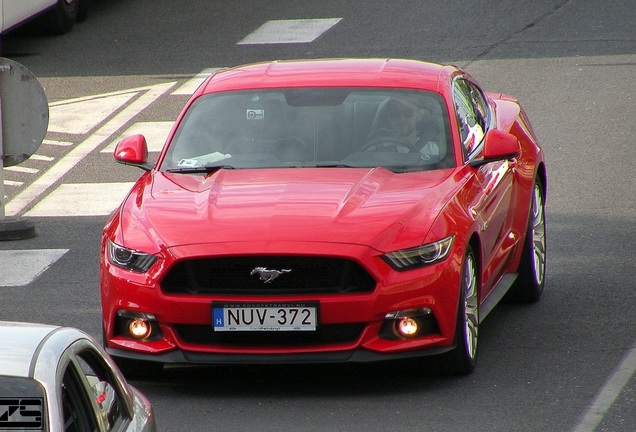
[107,240,157,273]
[382,235,454,271]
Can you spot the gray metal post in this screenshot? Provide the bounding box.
[0,70,36,240]
[0,96,5,219]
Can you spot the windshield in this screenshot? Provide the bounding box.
[160,88,453,173]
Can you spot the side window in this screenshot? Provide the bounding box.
[61,365,99,432]
[469,84,490,129]
[452,78,488,160]
[75,351,128,432]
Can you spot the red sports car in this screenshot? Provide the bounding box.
[101,59,546,375]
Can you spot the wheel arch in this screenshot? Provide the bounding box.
[467,233,482,298]
[536,161,547,202]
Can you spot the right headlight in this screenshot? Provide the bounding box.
[382,235,454,271]
[107,240,157,273]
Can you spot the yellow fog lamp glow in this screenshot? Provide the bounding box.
[116,310,158,340]
[397,317,418,337]
[128,318,152,339]
[383,308,433,339]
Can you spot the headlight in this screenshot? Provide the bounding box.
[107,240,157,273]
[382,235,454,271]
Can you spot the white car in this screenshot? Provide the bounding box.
[0,0,88,35]
[0,321,156,431]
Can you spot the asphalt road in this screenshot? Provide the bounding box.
[1,0,635,431]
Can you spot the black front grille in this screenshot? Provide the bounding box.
[174,323,364,347]
[161,256,376,295]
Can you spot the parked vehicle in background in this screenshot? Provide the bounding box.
[0,0,89,35]
[0,321,156,431]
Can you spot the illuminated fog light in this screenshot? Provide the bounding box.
[397,317,419,337]
[128,318,152,339]
[115,310,161,341]
[380,308,437,340]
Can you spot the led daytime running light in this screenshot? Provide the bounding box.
[107,240,157,273]
[383,235,454,270]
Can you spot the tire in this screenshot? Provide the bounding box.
[509,178,546,302]
[43,0,79,35]
[77,0,91,22]
[438,246,479,375]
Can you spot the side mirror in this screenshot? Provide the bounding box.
[114,134,152,171]
[470,129,520,167]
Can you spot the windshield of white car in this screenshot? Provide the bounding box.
[160,88,454,173]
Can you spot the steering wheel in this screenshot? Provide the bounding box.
[362,129,418,153]
[278,136,309,161]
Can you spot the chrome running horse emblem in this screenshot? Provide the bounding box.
[250,267,292,283]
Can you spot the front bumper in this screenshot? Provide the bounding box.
[107,343,455,365]
[101,242,464,363]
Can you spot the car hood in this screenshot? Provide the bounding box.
[119,167,459,252]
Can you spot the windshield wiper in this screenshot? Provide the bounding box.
[165,164,235,174]
[313,162,359,168]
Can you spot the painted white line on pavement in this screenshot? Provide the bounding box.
[237,18,342,44]
[49,90,138,135]
[3,180,23,187]
[572,341,636,432]
[43,139,73,146]
[30,155,55,162]
[25,182,135,217]
[5,166,39,174]
[0,249,68,287]
[5,81,177,217]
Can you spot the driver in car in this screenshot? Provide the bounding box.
[386,96,440,158]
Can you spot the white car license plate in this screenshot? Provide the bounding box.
[212,302,317,331]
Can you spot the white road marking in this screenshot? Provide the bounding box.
[25,183,135,217]
[172,68,221,96]
[572,341,636,432]
[3,180,23,187]
[237,18,342,44]
[30,155,55,162]
[4,166,39,174]
[5,81,176,217]
[43,139,73,146]
[101,121,174,153]
[0,249,68,287]
[49,90,139,135]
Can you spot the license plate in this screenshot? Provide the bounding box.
[212,302,317,331]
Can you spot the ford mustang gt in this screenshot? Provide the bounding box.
[101,59,546,375]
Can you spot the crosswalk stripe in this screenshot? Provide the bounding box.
[5,166,39,174]
[237,18,342,44]
[29,155,55,162]
[43,139,74,146]
[0,249,68,287]
[5,81,176,217]
[24,183,135,217]
[49,91,138,135]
